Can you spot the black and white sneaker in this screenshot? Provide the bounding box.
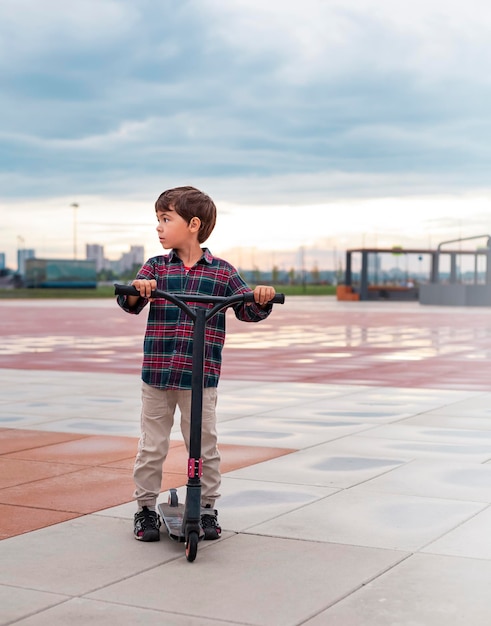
[134,506,161,542]
[201,505,222,540]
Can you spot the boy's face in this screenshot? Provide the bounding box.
[156,206,199,250]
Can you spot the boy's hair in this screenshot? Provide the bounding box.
[155,186,217,244]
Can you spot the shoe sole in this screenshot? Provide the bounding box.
[203,528,221,540]
[134,531,160,542]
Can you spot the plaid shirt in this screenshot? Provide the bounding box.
[117,248,272,389]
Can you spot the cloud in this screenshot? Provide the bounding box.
[1,0,491,269]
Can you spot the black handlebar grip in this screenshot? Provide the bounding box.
[114,284,140,297]
[242,292,285,305]
[272,294,285,304]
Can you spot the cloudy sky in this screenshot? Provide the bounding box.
[2,0,491,270]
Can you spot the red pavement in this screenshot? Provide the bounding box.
[1,297,491,390]
[0,430,292,539]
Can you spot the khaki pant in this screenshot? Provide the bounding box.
[134,382,221,508]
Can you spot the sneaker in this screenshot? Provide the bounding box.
[201,504,222,540]
[134,506,161,542]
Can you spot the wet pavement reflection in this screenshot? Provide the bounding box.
[1,297,491,390]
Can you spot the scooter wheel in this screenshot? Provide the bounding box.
[185,531,199,562]
[168,489,178,507]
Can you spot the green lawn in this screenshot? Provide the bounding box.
[0,286,117,299]
[0,284,336,299]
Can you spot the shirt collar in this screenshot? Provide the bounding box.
[169,248,213,265]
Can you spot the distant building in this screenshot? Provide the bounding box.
[86,243,144,274]
[0,252,5,270]
[86,244,106,272]
[17,249,35,275]
[120,245,145,272]
[24,259,97,288]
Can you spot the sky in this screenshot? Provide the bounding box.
[2,0,491,271]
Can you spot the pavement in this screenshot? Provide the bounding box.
[1,296,491,625]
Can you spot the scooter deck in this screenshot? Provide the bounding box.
[158,501,205,543]
[158,501,186,542]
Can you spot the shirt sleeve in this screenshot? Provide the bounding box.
[115,259,154,315]
[227,266,273,322]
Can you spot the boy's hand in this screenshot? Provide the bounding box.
[132,279,157,300]
[253,285,276,307]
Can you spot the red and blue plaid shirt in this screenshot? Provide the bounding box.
[117,248,271,389]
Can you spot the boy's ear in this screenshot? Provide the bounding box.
[189,216,201,232]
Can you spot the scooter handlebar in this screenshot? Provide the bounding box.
[114,284,285,305]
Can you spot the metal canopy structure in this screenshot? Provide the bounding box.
[344,236,491,305]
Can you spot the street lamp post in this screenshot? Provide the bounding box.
[70,203,79,259]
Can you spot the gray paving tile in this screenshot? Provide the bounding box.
[28,417,141,437]
[258,403,418,424]
[97,481,337,536]
[218,477,337,532]
[217,414,374,448]
[249,487,486,551]
[358,422,491,446]
[305,553,491,626]
[4,396,140,420]
[401,413,491,432]
[0,585,68,626]
[216,382,367,420]
[87,534,407,626]
[10,597,230,626]
[220,381,345,401]
[425,392,491,417]
[310,433,491,462]
[422,505,491,560]
[360,459,491,503]
[347,386,477,404]
[0,516,181,596]
[226,446,408,489]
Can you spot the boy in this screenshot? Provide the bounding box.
[117,186,276,542]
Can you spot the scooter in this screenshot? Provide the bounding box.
[115,284,285,561]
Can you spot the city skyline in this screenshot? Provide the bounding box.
[10,242,145,275]
[2,192,490,272]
